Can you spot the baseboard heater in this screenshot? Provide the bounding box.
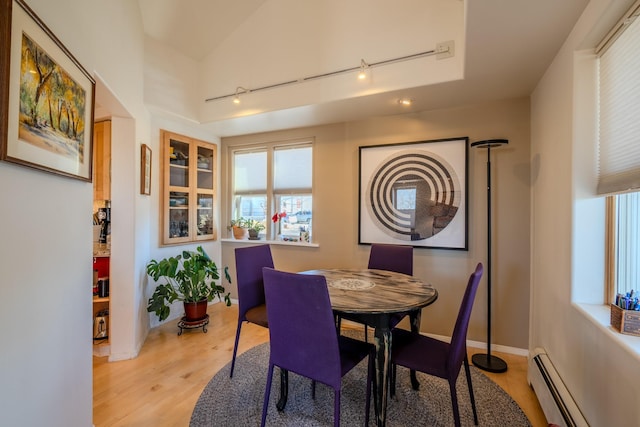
[528,348,589,427]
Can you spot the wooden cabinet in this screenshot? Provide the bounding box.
[161,130,217,245]
[93,120,111,201]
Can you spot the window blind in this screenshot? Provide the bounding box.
[597,12,640,194]
[273,145,312,192]
[234,150,266,193]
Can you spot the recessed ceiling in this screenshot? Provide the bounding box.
[137,0,591,136]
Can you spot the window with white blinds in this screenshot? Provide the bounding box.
[230,141,313,241]
[597,11,640,195]
[599,1,640,300]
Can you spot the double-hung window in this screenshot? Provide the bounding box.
[231,140,313,241]
[597,6,640,301]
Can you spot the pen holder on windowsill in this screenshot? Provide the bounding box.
[610,303,640,336]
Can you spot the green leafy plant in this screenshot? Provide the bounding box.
[146,246,231,321]
[245,219,265,232]
[228,217,248,230]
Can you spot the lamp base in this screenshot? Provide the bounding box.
[472,353,508,373]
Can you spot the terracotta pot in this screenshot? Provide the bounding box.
[232,226,248,240]
[184,299,208,321]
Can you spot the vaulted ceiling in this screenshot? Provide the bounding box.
[137,0,590,136]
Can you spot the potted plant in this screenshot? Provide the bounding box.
[246,219,266,240]
[146,246,231,322]
[229,217,248,240]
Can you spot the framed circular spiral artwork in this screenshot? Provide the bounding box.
[358,137,468,250]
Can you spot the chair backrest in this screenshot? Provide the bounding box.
[262,267,343,389]
[367,243,413,275]
[447,263,483,380]
[235,245,274,319]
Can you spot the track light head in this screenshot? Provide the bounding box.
[358,59,369,80]
[233,86,248,104]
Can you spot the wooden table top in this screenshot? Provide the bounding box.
[301,268,438,314]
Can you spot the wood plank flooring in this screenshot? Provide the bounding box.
[93,303,548,426]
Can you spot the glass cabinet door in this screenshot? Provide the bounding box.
[162,130,217,245]
[197,193,214,237]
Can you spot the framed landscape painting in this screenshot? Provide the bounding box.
[0,0,95,181]
[359,137,469,250]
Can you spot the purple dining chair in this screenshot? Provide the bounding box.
[229,244,274,378]
[390,262,483,427]
[338,243,414,339]
[261,267,375,427]
[367,243,413,276]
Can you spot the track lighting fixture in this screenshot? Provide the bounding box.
[358,59,369,80]
[205,42,454,103]
[233,86,248,104]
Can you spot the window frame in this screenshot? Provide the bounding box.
[228,138,314,242]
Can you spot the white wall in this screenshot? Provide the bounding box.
[0,1,149,425]
[144,115,221,329]
[530,0,640,425]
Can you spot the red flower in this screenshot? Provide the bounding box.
[272,211,287,223]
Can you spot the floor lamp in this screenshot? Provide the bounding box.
[470,139,508,373]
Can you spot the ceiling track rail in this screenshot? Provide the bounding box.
[204,46,448,103]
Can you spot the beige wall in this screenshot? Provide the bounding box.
[222,97,531,350]
[530,0,640,425]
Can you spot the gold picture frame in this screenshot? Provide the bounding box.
[141,143,151,195]
[0,0,95,181]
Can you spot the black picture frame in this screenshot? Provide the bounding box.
[358,137,469,250]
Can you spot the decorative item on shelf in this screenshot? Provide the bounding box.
[146,246,231,325]
[197,154,210,169]
[229,218,249,240]
[170,150,188,166]
[272,211,287,240]
[246,219,265,240]
[299,226,310,243]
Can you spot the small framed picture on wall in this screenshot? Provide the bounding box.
[141,143,151,195]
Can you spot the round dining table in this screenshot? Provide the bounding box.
[301,268,439,427]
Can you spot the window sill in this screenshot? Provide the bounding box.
[220,238,319,248]
[575,303,640,360]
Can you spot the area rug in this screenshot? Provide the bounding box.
[190,336,531,427]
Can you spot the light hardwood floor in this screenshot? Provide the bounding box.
[93,303,548,426]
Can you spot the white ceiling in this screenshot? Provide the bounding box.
[138,0,591,136]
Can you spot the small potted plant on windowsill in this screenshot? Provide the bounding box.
[229,218,248,240]
[246,219,266,240]
[146,246,231,322]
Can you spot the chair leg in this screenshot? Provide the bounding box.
[230,320,243,378]
[334,389,341,427]
[261,364,275,427]
[449,380,461,427]
[464,356,478,425]
[276,369,288,411]
[364,325,368,343]
[390,363,396,398]
[312,379,316,399]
